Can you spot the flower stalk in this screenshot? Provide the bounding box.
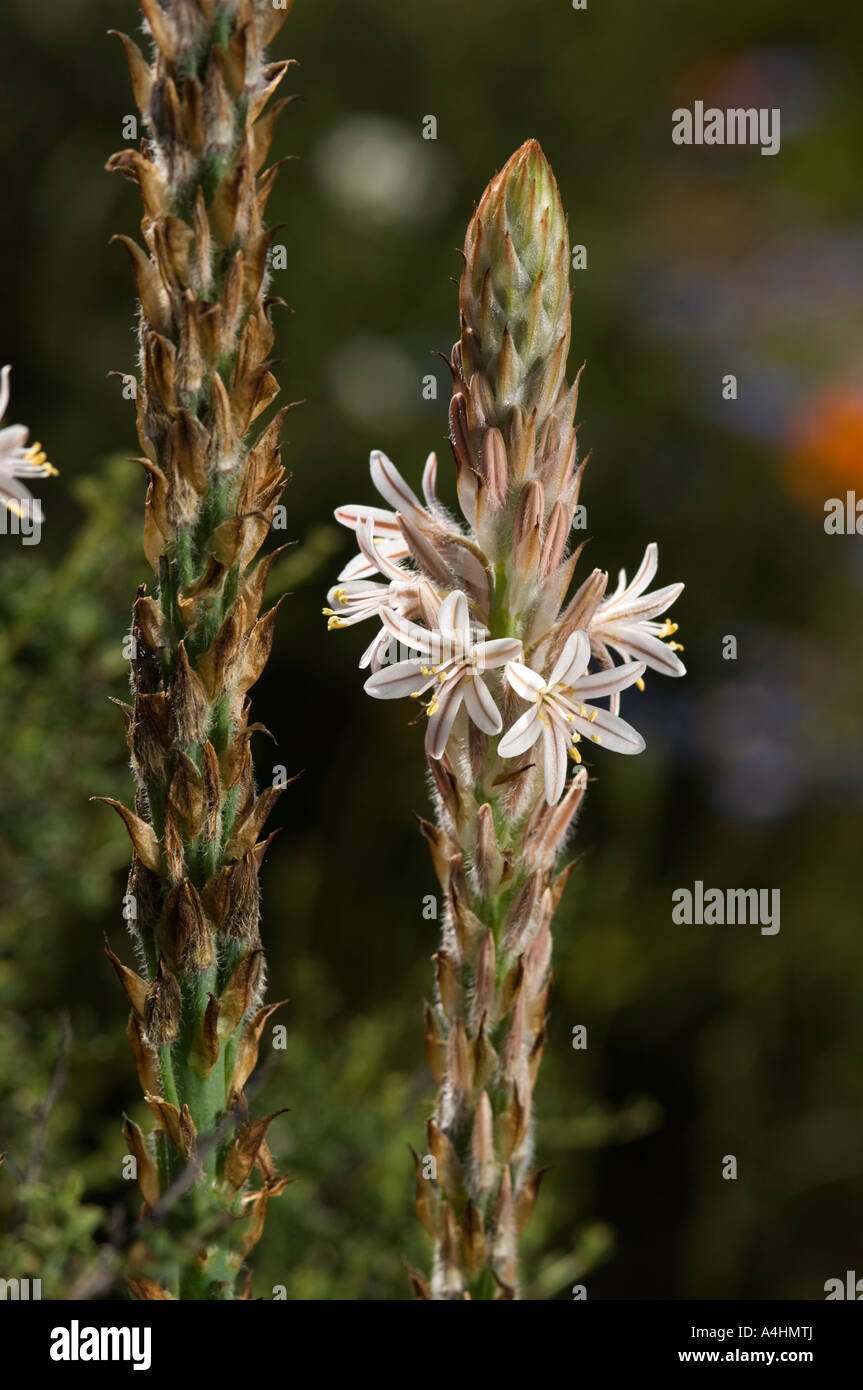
[101,0,295,1299]
[327,141,685,1298]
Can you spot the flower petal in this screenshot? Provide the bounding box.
[335,502,401,534]
[438,589,470,646]
[543,722,569,806]
[568,660,646,700]
[462,675,502,735]
[610,628,686,677]
[379,606,435,657]
[360,626,392,671]
[425,674,466,759]
[364,658,432,700]
[599,581,683,625]
[370,450,424,518]
[505,659,546,701]
[0,475,41,523]
[573,704,645,755]
[548,630,590,687]
[422,452,438,507]
[356,517,407,582]
[498,706,542,757]
[626,542,657,598]
[473,637,522,671]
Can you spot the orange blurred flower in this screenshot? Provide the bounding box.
[786,386,863,505]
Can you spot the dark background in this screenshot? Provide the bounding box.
[1,0,863,1298]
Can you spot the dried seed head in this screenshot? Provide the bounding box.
[168,641,211,747]
[145,958,182,1045]
[105,942,149,1020]
[473,802,501,898]
[161,878,214,972]
[471,1091,496,1201]
[122,1116,160,1209]
[127,1012,161,1096]
[126,854,164,936]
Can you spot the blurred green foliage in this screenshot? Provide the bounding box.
[2,0,863,1299]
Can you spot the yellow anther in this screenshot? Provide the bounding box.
[588,709,598,723]
[660,620,679,637]
[420,666,431,676]
[427,699,439,716]
[327,616,347,630]
[569,746,582,763]
[669,642,684,652]
[636,677,645,692]
[579,705,588,718]
[322,607,335,616]
[409,692,420,699]
[333,587,346,604]
[591,734,602,744]
[25,442,57,475]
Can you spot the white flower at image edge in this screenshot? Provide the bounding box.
[364,590,521,759]
[499,631,647,805]
[0,365,56,523]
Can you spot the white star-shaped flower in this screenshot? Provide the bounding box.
[499,631,646,804]
[364,590,521,759]
[589,542,685,690]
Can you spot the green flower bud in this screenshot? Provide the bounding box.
[460,140,570,425]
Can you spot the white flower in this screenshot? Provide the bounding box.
[333,448,439,581]
[0,365,56,523]
[589,542,685,693]
[324,516,438,670]
[364,590,521,759]
[499,631,646,805]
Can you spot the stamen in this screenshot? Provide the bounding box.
[636,677,645,692]
[24,442,56,475]
[327,616,347,630]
